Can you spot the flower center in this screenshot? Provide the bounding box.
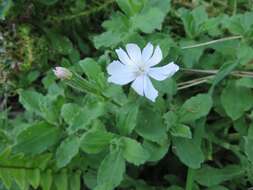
[135,63,148,76]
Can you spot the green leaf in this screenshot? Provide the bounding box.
[244,125,253,163]
[14,122,61,155]
[97,150,125,189]
[170,124,192,139]
[179,93,213,123]
[79,58,101,78]
[116,102,139,135]
[26,169,40,189]
[40,170,53,190]
[69,171,81,190]
[226,12,253,36]
[36,0,59,5]
[195,165,244,187]
[143,139,170,162]
[54,170,68,190]
[80,129,114,154]
[67,101,106,133]
[135,107,167,144]
[236,77,253,88]
[19,90,45,114]
[180,41,204,68]
[209,61,240,93]
[121,137,149,166]
[132,8,164,33]
[173,137,204,169]
[178,6,208,38]
[221,81,253,120]
[12,169,28,190]
[0,0,12,20]
[61,103,81,125]
[56,136,80,168]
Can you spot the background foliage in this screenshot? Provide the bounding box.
[1,0,253,190]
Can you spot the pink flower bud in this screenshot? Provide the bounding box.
[53,67,72,80]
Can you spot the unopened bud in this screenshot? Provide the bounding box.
[53,67,72,80]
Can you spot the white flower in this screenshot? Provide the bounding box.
[53,67,72,80]
[107,43,179,102]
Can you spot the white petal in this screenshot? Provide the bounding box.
[126,43,142,63]
[107,61,125,75]
[116,48,133,65]
[142,42,154,62]
[146,45,163,67]
[148,62,179,81]
[144,76,158,102]
[131,75,144,96]
[108,72,136,85]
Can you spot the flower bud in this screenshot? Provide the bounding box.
[53,67,72,80]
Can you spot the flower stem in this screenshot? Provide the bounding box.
[186,168,195,190]
[181,35,243,49]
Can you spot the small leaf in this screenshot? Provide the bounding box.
[54,170,68,190]
[80,129,114,154]
[121,137,149,166]
[173,137,204,169]
[26,169,40,189]
[195,165,244,187]
[221,81,253,120]
[136,107,167,144]
[116,102,139,135]
[56,136,80,168]
[170,124,192,139]
[40,170,53,190]
[97,150,125,189]
[179,93,213,123]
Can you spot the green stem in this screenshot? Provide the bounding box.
[186,168,195,190]
[181,35,242,49]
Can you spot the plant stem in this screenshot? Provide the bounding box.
[181,35,243,49]
[186,168,195,190]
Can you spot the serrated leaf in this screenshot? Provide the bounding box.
[170,124,192,139]
[69,171,81,190]
[195,165,244,187]
[56,136,80,168]
[55,170,68,190]
[19,90,45,114]
[26,169,40,189]
[136,107,167,144]
[221,82,253,120]
[121,137,149,166]
[97,150,125,189]
[80,129,114,154]
[40,170,53,190]
[14,122,61,155]
[143,139,169,162]
[179,93,213,123]
[173,137,204,169]
[116,102,139,135]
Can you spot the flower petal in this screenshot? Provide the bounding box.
[107,61,125,75]
[144,76,158,102]
[146,45,162,67]
[131,75,144,96]
[107,61,136,85]
[142,42,154,62]
[116,48,133,65]
[108,72,136,85]
[126,43,142,63]
[148,62,179,81]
